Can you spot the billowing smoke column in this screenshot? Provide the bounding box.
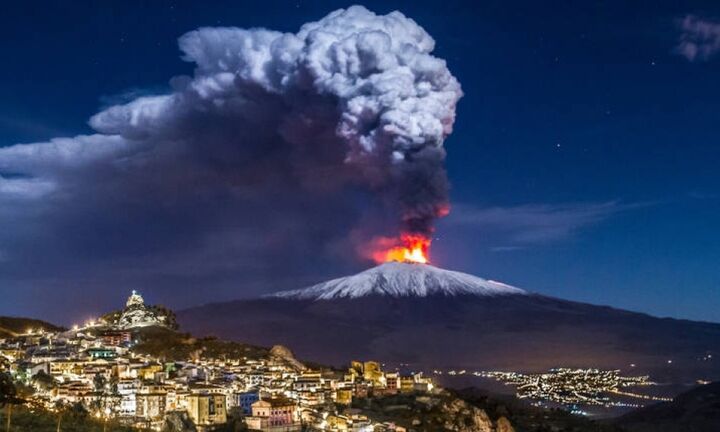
[0,6,461,272]
[94,6,462,262]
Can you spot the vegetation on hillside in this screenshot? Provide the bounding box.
[456,388,624,432]
[348,390,510,431]
[0,317,62,338]
[131,327,269,362]
[99,310,123,326]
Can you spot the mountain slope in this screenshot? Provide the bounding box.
[615,382,720,432]
[178,264,720,386]
[271,262,526,299]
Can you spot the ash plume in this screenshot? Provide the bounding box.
[0,6,461,307]
[89,5,462,237]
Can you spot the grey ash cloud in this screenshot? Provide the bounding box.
[0,6,461,313]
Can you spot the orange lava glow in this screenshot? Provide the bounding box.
[374,234,430,264]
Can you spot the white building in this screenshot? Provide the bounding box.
[117,379,139,416]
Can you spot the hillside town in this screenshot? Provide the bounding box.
[0,291,442,432]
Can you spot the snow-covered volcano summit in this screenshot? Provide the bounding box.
[180,263,720,385]
[270,262,527,300]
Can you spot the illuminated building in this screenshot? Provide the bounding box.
[246,397,299,431]
[187,393,227,429]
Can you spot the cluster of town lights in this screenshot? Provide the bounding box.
[434,368,673,410]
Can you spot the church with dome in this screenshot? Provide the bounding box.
[114,290,170,329]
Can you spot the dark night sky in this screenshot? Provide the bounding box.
[1,0,719,324]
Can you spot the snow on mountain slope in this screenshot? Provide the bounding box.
[270,262,527,300]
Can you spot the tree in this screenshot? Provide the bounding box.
[66,402,89,420]
[32,370,56,392]
[150,305,179,330]
[0,373,14,406]
[0,372,23,432]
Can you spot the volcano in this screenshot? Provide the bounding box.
[271,262,527,299]
[178,263,720,386]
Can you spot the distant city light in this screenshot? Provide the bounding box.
[465,367,672,409]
